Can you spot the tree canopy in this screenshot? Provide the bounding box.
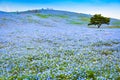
[88,14,110,28]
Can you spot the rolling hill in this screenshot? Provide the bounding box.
[0,9,120,79]
[0,9,120,28]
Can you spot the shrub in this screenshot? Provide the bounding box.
[101,50,112,55]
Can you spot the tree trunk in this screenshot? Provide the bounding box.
[97,24,101,28]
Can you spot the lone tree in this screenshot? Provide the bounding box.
[88,14,110,28]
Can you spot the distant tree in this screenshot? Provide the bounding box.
[88,14,110,28]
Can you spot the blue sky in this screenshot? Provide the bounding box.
[0,0,120,19]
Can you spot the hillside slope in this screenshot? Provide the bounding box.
[0,9,120,28]
[0,9,120,79]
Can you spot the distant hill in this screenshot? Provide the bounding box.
[0,11,7,13]
[0,9,120,28]
[12,9,90,16]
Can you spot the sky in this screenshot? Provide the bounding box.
[0,0,120,19]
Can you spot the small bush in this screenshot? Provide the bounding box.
[86,70,96,80]
[101,50,112,55]
[116,76,120,80]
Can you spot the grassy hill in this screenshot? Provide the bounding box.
[0,9,120,28]
[0,9,120,79]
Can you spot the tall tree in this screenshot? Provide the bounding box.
[88,14,110,28]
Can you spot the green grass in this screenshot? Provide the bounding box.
[109,26,120,28]
[101,50,113,55]
[80,17,90,22]
[36,13,68,19]
[36,13,50,18]
[68,17,89,25]
[56,15,68,18]
[69,20,83,25]
[112,21,120,26]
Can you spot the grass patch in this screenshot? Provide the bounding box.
[109,26,120,28]
[86,70,96,79]
[80,17,90,22]
[101,50,113,55]
[36,13,68,19]
[56,15,68,18]
[112,21,120,26]
[91,41,113,47]
[36,13,50,18]
[69,20,83,25]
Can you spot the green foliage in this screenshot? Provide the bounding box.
[88,14,110,28]
[116,65,120,72]
[86,70,96,80]
[116,76,120,80]
[101,50,112,55]
[56,74,72,80]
